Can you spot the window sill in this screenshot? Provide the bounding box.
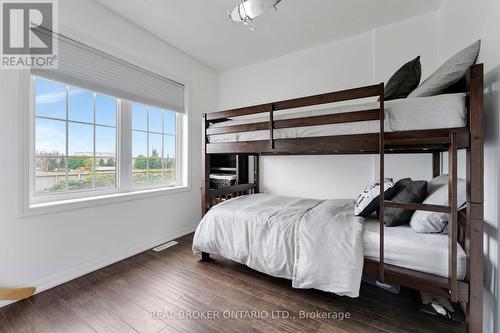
[21,185,192,217]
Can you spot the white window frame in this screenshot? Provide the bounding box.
[18,72,191,217]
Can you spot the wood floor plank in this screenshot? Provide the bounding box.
[28,290,96,333]
[53,283,139,333]
[0,312,14,333]
[2,299,55,333]
[69,271,167,333]
[1,232,465,333]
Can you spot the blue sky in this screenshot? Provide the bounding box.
[35,78,175,158]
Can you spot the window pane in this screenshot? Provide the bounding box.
[35,156,66,194]
[67,157,93,191]
[148,108,163,133]
[149,133,162,158]
[163,135,175,159]
[164,111,176,135]
[147,168,163,184]
[68,87,93,123]
[162,158,176,186]
[95,94,116,126]
[67,156,93,171]
[68,123,94,156]
[132,130,147,158]
[96,158,116,188]
[35,78,66,119]
[132,158,148,185]
[35,118,66,156]
[147,133,162,185]
[132,103,147,130]
[96,126,116,156]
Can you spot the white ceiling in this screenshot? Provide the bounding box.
[95,0,442,72]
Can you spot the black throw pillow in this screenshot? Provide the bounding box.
[442,76,467,94]
[381,178,427,227]
[382,56,422,101]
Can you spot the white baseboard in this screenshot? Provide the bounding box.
[0,224,197,309]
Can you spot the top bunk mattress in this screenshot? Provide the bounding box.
[208,93,467,143]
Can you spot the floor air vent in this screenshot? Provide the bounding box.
[153,241,179,252]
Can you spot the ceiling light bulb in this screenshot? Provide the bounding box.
[228,0,283,29]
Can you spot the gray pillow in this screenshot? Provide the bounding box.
[410,175,466,233]
[408,40,480,97]
[382,178,428,227]
[383,56,421,101]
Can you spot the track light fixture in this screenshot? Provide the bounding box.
[227,0,283,31]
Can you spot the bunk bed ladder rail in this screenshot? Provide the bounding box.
[448,131,458,302]
[378,83,385,283]
[382,133,460,302]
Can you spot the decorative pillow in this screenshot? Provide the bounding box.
[383,178,427,227]
[426,174,450,195]
[383,56,421,101]
[408,40,481,97]
[410,175,466,233]
[354,178,395,217]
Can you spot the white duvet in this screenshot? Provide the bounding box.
[192,194,364,297]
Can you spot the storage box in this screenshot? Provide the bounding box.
[210,173,237,188]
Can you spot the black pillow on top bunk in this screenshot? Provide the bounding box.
[381,178,427,227]
[382,56,421,101]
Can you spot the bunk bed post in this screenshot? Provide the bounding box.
[201,114,211,261]
[201,114,210,216]
[448,132,458,302]
[432,152,441,177]
[253,155,260,193]
[465,64,484,333]
[378,82,385,283]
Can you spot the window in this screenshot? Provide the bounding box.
[131,104,176,187]
[30,76,185,206]
[34,78,117,194]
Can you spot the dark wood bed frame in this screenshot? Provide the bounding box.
[200,64,484,333]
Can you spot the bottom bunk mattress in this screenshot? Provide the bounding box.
[192,194,466,296]
[363,217,466,280]
[193,194,365,297]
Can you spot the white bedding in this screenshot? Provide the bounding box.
[363,217,466,280]
[192,194,466,297]
[192,194,365,297]
[208,93,466,143]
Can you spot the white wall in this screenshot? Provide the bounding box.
[218,13,439,199]
[0,0,217,306]
[438,1,500,332]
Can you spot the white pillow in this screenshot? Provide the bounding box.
[410,175,466,233]
[408,40,480,97]
[354,178,394,217]
[426,174,449,194]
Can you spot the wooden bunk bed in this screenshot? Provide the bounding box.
[200,64,484,333]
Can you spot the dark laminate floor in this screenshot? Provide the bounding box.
[0,233,465,333]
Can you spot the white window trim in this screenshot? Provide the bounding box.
[17,71,192,217]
